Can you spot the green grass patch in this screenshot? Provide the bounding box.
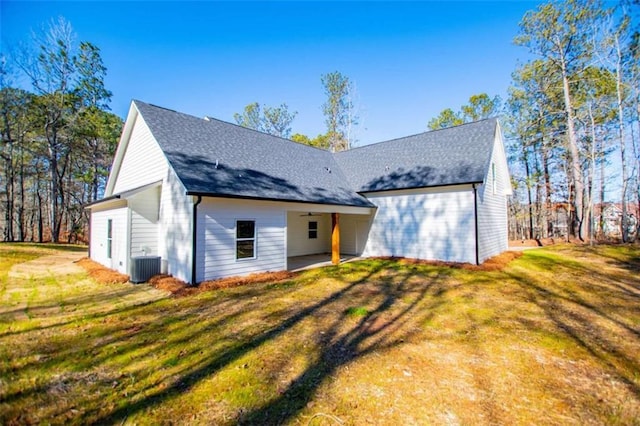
[344,306,370,317]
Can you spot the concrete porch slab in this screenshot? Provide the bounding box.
[287,254,360,272]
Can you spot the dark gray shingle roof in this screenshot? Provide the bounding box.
[134,101,373,207]
[333,118,497,192]
[133,100,497,205]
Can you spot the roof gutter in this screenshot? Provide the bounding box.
[184,191,375,209]
[472,183,480,266]
[191,195,203,285]
[359,180,484,196]
[83,194,121,209]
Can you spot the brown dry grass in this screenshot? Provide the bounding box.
[76,257,129,284]
[2,244,639,425]
[148,274,190,294]
[75,259,296,297]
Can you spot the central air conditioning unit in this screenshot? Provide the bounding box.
[130,256,161,283]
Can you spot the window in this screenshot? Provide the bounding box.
[107,219,113,259]
[236,220,256,259]
[308,221,318,239]
[491,162,497,195]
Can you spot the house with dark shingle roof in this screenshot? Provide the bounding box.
[86,100,511,284]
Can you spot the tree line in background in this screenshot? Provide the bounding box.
[507,0,639,242]
[1,0,638,244]
[1,17,122,243]
[400,0,640,243]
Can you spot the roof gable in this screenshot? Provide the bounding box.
[333,118,498,193]
[133,101,373,207]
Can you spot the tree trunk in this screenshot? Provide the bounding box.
[560,56,585,240]
[17,142,25,241]
[36,188,44,243]
[541,142,553,238]
[615,40,628,242]
[3,156,14,241]
[586,103,597,244]
[1,110,15,241]
[523,146,534,240]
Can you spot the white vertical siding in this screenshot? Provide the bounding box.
[477,133,510,262]
[128,186,160,258]
[158,167,193,283]
[363,187,476,264]
[197,198,286,281]
[112,117,168,194]
[286,212,330,256]
[90,206,129,274]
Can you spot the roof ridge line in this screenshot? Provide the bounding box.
[134,99,333,154]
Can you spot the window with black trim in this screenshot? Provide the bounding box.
[236,220,256,259]
[308,221,318,239]
[107,219,113,259]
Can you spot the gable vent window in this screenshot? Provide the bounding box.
[492,162,497,195]
[308,221,318,239]
[236,220,256,260]
[107,219,113,259]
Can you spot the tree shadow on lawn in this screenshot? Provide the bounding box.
[236,267,446,424]
[0,285,160,327]
[505,250,640,399]
[6,248,640,424]
[580,244,640,279]
[81,260,453,424]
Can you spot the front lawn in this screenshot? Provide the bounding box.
[1,244,639,425]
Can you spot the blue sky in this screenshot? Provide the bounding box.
[1,1,538,145]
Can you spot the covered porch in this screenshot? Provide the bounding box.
[285,204,373,270]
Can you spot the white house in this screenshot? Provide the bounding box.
[86,100,511,284]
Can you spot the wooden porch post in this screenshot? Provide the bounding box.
[331,212,340,265]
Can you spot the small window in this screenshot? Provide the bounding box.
[107,219,113,259]
[308,221,318,239]
[236,220,256,259]
[491,162,497,195]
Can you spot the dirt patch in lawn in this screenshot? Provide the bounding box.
[9,251,86,279]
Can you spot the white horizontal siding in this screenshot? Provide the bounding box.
[197,198,286,281]
[477,132,509,262]
[130,212,158,258]
[129,186,160,258]
[286,212,330,256]
[90,212,108,267]
[363,187,476,264]
[112,116,168,194]
[159,167,193,283]
[90,207,129,274]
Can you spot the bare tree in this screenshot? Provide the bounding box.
[16,17,78,242]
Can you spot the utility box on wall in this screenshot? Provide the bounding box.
[130,256,161,283]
